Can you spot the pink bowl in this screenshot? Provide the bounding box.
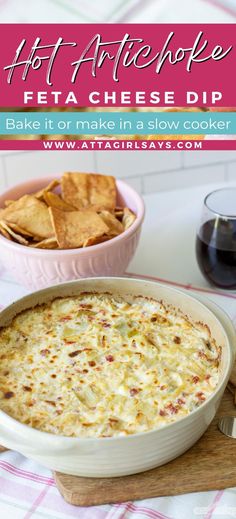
[0,177,145,290]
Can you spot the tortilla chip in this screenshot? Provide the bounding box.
[0,222,12,240]
[83,235,110,247]
[6,222,36,238]
[0,195,54,239]
[43,191,76,212]
[114,207,125,220]
[62,172,116,211]
[88,173,116,210]
[122,208,136,230]
[34,179,60,200]
[30,237,58,249]
[49,207,109,249]
[0,220,29,245]
[99,210,123,236]
[61,172,87,210]
[4,200,15,207]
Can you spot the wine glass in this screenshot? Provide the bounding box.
[196,188,236,290]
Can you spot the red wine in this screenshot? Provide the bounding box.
[196,219,236,289]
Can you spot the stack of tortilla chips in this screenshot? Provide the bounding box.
[0,173,136,249]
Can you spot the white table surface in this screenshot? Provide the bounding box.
[0,180,236,519]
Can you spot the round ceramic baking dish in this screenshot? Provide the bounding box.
[0,277,235,477]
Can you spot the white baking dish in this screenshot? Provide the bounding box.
[0,277,235,477]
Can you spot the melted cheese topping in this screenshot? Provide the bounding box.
[0,293,221,437]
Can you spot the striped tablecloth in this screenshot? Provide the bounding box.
[0,269,236,519]
[0,0,235,23]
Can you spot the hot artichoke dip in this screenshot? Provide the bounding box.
[0,293,221,437]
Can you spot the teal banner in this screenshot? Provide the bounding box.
[0,111,234,135]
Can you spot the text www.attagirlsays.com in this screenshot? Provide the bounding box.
[42,140,203,150]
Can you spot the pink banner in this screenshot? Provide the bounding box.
[0,139,236,150]
[0,24,235,107]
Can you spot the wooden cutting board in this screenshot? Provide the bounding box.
[1,368,236,507]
